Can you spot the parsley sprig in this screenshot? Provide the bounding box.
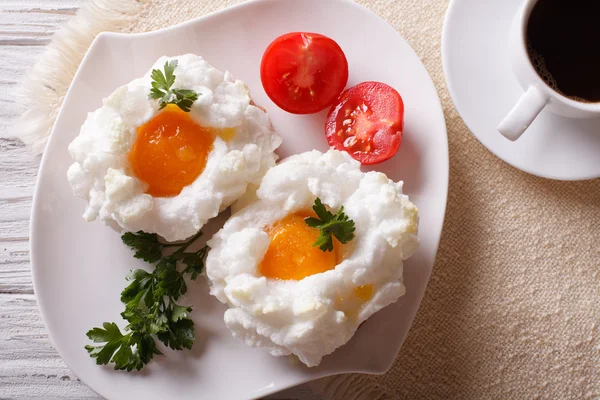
[304,198,356,252]
[149,60,199,112]
[85,231,208,371]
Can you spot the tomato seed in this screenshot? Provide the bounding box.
[343,136,357,148]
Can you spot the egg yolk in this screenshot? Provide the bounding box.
[128,105,214,197]
[353,284,373,301]
[334,284,374,320]
[259,212,342,281]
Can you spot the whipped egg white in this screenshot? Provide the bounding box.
[67,54,281,241]
[206,150,419,367]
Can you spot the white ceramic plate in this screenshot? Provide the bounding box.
[31,1,448,399]
[442,0,600,181]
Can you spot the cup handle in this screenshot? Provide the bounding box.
[498,86,549,141]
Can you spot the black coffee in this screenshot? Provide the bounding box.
[526,0,600,103]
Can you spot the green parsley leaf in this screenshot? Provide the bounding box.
[156,318,195,350]
[148,60,199,112]
[121,231,163,263]
[87,322,122,344]
[177,245,208,280]
[120,269,152,304]
[85,322,161,371]
[85,340,120,366]
[155,258,188,301]
[85,230,209,371]
[172,305,192,322]
[305,198,356,252]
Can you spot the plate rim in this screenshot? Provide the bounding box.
[30,0,449,398]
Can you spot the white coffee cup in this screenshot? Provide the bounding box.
[498,0,600,141]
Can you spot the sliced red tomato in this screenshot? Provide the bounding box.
[261,32,349,114]
[325,82,404,165]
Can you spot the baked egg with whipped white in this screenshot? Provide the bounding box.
[206,149,419,367]
[67,54,281,241]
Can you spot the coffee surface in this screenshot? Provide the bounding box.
[527,0,600,103]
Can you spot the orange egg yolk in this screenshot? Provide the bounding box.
[259,212,342,281]
[353,284,373,301]
[128,105,214,197]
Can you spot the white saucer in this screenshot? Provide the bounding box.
[442,0,600,181]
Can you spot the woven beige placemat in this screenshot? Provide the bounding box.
[16,0,600,398]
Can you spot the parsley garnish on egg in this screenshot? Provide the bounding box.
[84,230,208,371]
[305,198,356,252]
[149,60,199,112]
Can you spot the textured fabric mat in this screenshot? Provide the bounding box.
[16,0,600,398]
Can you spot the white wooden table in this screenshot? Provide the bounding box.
[0,1,319,398]
[0,2,100,397]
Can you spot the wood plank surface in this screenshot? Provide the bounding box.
[0,294,99,399]
[0,1,93,397]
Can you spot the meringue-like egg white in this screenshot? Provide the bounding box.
[206,150,419,367]
[67,54,282,241]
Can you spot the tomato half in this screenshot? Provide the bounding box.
[261,32,349,114]
[325,82,404,165]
